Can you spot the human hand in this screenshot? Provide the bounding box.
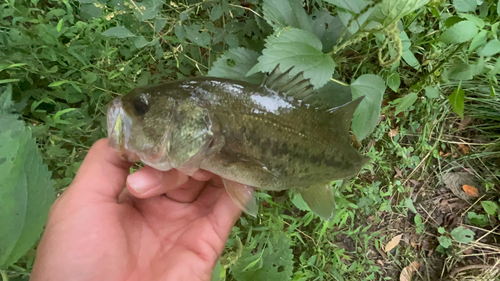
[31,138,242,281]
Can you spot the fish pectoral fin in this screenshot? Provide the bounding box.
[299,184,336,221]
[222,178,258,217]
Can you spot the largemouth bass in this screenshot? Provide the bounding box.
[107,66,369,220]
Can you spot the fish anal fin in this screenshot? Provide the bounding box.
[222,178,258,217]
[299,184,335,221]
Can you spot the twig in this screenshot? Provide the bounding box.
[449,264,500,278]
[283,221,317,246]
[229,4,263,18]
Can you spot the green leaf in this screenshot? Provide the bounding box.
[369,0,430,27]
[447,63,474,80]
[0,85,13,112]
[232,233,293,281]
[400,31,420,69]
[451,226,474,244]
[438,227,446,234]
[315,81,353,108]
[404,197,418,213]
[350,74,385,141]
[387,71,400,92]
[469,30,488,54]
[439,21,478,43]
[211,5,224,21]
[468,211,489,227]
[211,260,223,281]
[290,191,311,211]
[154,18,167,33]
[134,36,149,48]
[101,26,136,38]
[449,85,465,119]
[184,25,211,47]
[395,92,418,115]
[438,236,452,248]
[425,86,440,99]
[208,48,264,84]
[310,10,344,52]
[481,201,499,215]
[247,28,336,88]
[0,104,55,267]
[224,34,239,48]
[478,39,500,56]
[48,80,70,87]
[453,0,477,12]
[323,0,369,13]
[262,0,312,31]
[132,0,162,21]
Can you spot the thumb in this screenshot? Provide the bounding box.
[68,138,132,203]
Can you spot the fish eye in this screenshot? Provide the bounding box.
[132,95,150,115]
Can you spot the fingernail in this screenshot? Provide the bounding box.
[127,170,163,195]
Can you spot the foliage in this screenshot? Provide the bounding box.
[0,86,55,269]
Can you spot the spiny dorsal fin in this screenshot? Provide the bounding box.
[262,64,317,98]
[327,96,364,135]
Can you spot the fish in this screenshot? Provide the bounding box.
[107,65,369,220]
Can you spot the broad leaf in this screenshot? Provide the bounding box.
[323,0,370,13]
[290,191,311,211]
[447,63,474,80]
[481,201,499,215]
[101,26,136,38]
[453,0,477,12]
[369,0,430,27]
[247,28,336,88]
[210,5,223,21]
[262,0,312,32]
[386,71,400,92]
[132,0,162,21]
[0,89,55,268]
[478,39,500,56]
[438,236,452,248]
[350,74,386,141]
[395,92,418,115]
[424,86,440,99]
[232,232,293,281]
[469,30,488,54]
[184,24,211,47]
[449,86,465,119]
[451,226,474,243]
[315,81,353,108]
[310,10,344,52]
[439,21,478,43]
[400,31,420,69]
[208,48,264,84]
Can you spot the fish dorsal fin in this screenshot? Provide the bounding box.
[262,64,316,99]
[327,96,364,135]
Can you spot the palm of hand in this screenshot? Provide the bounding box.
[32,139,241,281]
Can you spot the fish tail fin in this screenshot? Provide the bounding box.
[299,185,336,221]
[327,96,364,136]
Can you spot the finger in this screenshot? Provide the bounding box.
[69,138,132,203]
[164,177,206,203]
[196,180,242,238]
[190,169,216,182]
[126,166,188,198]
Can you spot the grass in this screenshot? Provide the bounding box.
[1,0,500,280]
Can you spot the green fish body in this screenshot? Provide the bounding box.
[107,67,368,220]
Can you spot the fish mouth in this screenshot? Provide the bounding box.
[107,97,140,162]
